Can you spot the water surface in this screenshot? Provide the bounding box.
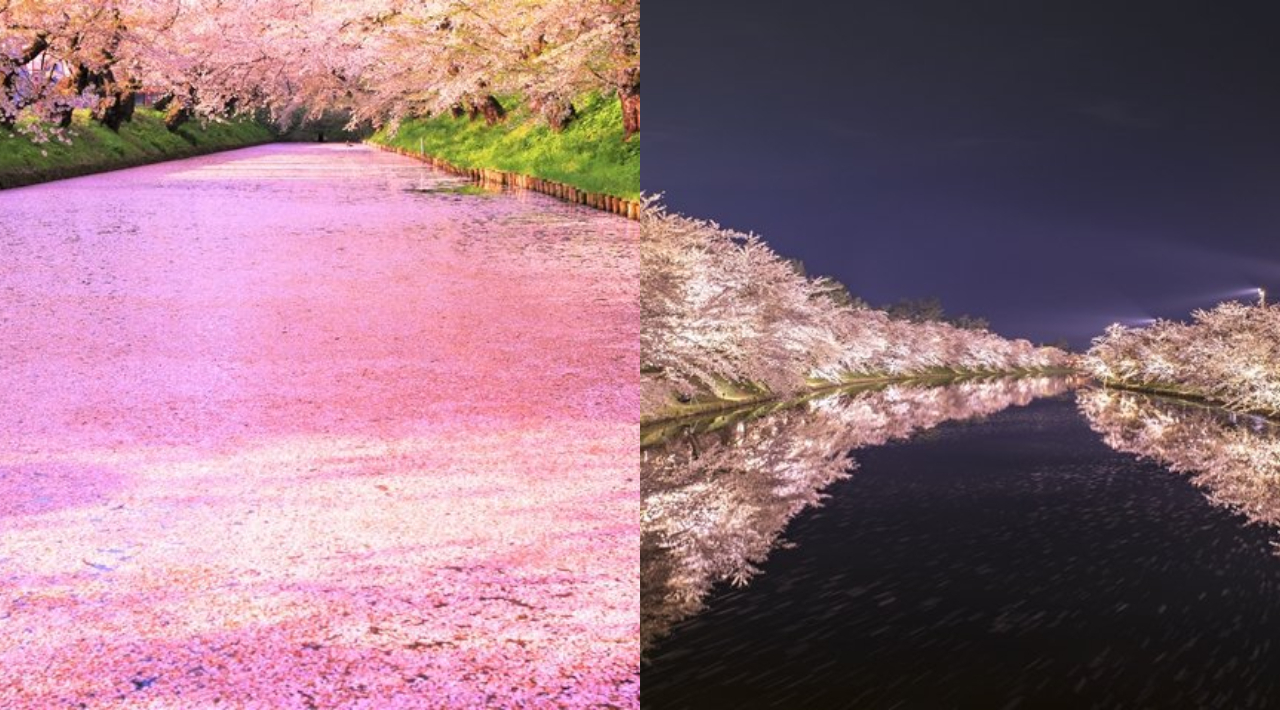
[0,145,639,708]
[643,381,1280,709]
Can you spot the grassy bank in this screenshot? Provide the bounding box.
[642,370,1081,447]
[0,108,274,189]
[642,367,1081,427]
[1094,379,1280,420]
[368,93,639,200]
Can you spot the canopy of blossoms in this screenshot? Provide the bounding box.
[0,0,639,136]
[640,205,1073,417]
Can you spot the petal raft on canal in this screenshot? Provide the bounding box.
[0,144,639,708]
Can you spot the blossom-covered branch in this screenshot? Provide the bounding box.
[1,0,639,136]
[641,204,1072,417]
[1083,300,1280,414]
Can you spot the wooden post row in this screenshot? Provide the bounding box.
[368,142,638,220]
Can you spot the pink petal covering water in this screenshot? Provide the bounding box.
[0,145,639,708]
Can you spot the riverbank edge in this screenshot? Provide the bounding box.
[366,142,641,220]
[0,139,275,189]
[1095,379,1280,419]
[643,367,1081,428]
[0,121,275,190]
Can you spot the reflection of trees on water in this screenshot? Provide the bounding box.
[1080,388,1280,532]
[641,376,1074,651]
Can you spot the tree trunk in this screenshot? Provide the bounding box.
[55,105,74,129]
[51,73,80,128]
[165,101,193,132]
[161,87,196,132]
[540,99,576,132]
[0,35,50,128]
[87,67,137,132]
[476,94,506,126]
[1,73,18,128]
[117,86,138,124]
[92,89,133,131]
[618,69,640,141]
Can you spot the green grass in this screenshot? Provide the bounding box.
[368,92,639,200]
[641,366,1082,427]
[641,368,1085,444]
[0,108,274,189]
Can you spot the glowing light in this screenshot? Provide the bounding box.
[1084,299,1280,415]
[643,376,1076,649]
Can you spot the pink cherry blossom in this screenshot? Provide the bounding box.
[0,144,639,708]
[1083,300,1280,414]
[1,1,639,135]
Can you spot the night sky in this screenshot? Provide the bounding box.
[644,1,1280,348]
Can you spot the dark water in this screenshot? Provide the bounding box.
[642,382,1280,709]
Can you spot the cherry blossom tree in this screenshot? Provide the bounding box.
[1083,300,1280,414]
[1,0,640,136]
[640,203,1073,417]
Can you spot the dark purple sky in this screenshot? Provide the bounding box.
[644,1,1280,348]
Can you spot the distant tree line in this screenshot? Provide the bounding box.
[882,296,989,332]
[641,207,1073,415]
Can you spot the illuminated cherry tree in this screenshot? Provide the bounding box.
[640,204,1073,416]
[1083,300,1280,414]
